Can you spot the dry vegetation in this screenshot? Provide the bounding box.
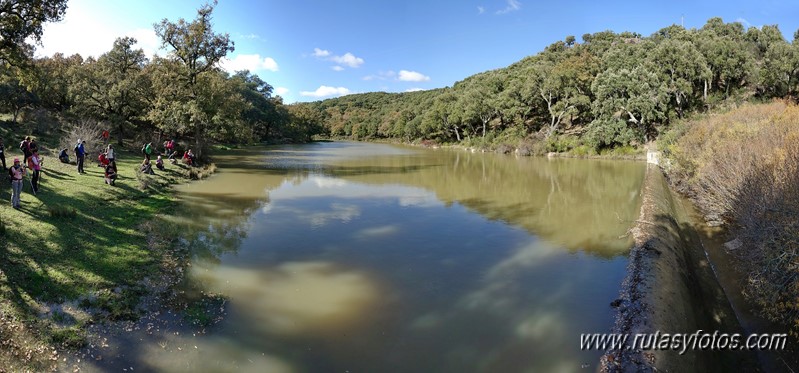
[664,101,799,334]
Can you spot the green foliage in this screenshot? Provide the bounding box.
[0,0,68,67]
[289,17,799,153]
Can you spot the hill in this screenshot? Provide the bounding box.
[297,18,799,154]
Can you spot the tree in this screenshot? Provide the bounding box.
[591,67,669,144]
[32,52,82,111]
[761,43,799,97]
[0,0,68,67]
[71,37,150,144]
[537,52,598,137]
[649,39,711,116]
[150,1,235,158]
[0,66,36,123]
[462,74,502,137]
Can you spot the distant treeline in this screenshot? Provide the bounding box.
[0,1,323,156]
[298,18,799,150]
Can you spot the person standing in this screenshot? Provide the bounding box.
[0,138,6,171]
[76,140,86,174]
[106,144,115,162]
[29,151,41,193]
[19,136,31,165]
[8,158,25,208]
[143,142,153,161]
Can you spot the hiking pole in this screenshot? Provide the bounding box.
[24,166,35,195]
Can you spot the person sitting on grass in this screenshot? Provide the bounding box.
[155,155,165,171]
[140,158,155,175]
[183,149,197,167]
[104,161,117,185]
[59,148,70,163]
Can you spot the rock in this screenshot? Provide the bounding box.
[723,238,743,251]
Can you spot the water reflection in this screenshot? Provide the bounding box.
[165,142,644,372]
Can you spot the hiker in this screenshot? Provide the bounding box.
[142,142,153,161]
[166,139,177,161]
[140,159,154,175]
[98,152,109,167]
[183,149,196,166]
[75,140,86,174]
[155,155,165,171]
[29,139,38,154]
[19,136,31,165]
[102,130,110,143]
[28,151,41,193]
[106,144,115,162]
[104,161,117,186]
[8,158,25,208]
[58,149,69,163]
[0,138,6,171]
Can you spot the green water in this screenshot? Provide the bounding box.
[163,141,645,372]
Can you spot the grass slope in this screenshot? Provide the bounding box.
[0,129,194,370]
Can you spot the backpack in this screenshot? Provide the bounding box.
[19,141,26,152]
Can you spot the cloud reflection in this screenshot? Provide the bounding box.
[193,261,380,335]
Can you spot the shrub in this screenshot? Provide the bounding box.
[495,143,514,154]
[666,101,799,335]
[47,205,77,218]
[59,120,105,160]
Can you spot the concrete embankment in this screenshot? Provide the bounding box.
[600,165,758,372]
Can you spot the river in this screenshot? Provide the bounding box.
[79,141,647,372]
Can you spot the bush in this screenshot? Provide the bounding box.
[59,120,106,160]
[47,205,77,218]
[665,101,799,335]
[495,143,514,154]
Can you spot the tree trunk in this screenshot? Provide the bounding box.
[453,125,461,142]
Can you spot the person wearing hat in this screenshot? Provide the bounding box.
[8,157,26,208]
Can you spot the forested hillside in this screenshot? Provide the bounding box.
[299,18,799,153]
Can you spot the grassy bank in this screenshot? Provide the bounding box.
[0,126,212,370]
[660,101,799,336]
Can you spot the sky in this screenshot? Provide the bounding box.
[36,0,799,104]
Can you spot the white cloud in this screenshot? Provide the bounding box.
[36,1,166,59]
[313,48,364,69]
[478,6,485,14]
[363,70,396,81]
[398,70,430,82]
[330,52,364,68]
[405,88,424,92]
[735,17,752,28]
[331,66,345,71]
[300,86,351,98]
[274,87,289,96]
[220,54,279,73]
[312,48,330,57]
[496,0,521,14]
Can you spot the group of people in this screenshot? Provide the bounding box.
[5,134,201,208]
[6,136,44,209]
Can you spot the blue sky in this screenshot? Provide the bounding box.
[37,0,799,103]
